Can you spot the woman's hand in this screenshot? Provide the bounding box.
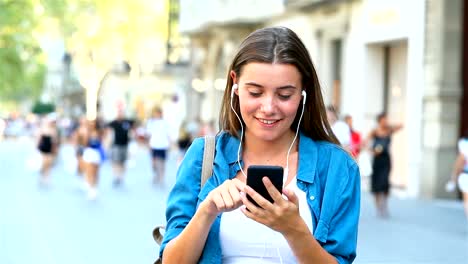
[241,177,302,234]
[200,178,246,218]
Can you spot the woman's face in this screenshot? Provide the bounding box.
[233,62,303,142]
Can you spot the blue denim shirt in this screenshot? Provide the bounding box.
[159,131,360,264]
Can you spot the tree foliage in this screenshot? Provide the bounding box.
[0,0,44,102]
[0,0,170,109]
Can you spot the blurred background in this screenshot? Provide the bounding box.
[0,0,467,263]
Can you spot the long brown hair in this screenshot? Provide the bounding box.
[219,26,339,145]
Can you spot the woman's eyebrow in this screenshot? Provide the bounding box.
[244,82,297,90]
[244,81,263,88]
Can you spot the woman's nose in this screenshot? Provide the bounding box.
[260,96,276,114]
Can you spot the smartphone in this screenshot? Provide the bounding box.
[246,165,284,208]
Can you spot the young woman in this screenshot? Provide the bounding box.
[37,117,58,186]
[146,107,171,186]
[365,113,403,218]
[448,129,468,219]
[81,120,105,200]
[159,27,360,264]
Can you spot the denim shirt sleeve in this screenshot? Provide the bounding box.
[320,153,361,264]
[158,137,205,259]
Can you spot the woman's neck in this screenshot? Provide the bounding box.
[243,130,297,163]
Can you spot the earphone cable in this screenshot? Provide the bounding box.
[285,102,304,181]
[231,90,247,178]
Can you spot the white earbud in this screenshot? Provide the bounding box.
[231,84,238,98]
[302,90,307,105]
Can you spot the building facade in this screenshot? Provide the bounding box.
[179,0,467,198]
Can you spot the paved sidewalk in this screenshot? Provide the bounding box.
[356,191,468,264]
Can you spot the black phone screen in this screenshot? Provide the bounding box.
[246,165,284,208]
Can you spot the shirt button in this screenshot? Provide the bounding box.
[309,195,315,201]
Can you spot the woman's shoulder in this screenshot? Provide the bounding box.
[313,139,357,167]
[186,136,205,152]
[185,132,231,155]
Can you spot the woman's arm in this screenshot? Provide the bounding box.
[283,216,337,264]
[163,178,245,263]
[360,129,375,154]
[162,202,218,263]
[390,123,403,133]
[451,153,465,182]
[160,137,245,263]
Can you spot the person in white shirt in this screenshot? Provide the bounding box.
[447,129,468,219]
[326,105,351,148]
[146,107,171,185]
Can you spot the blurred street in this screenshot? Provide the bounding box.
[357,190,468,264]
[0,137,176,264]
[0,137,467,264]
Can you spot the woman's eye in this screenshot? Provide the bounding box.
[249,92,262,97]
[278,94,292,100]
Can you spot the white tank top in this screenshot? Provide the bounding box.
[220,177,313,263]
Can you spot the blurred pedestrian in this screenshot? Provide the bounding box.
[199,120,217,137]
[134,120,148,145]
[326,105,351,148]
[446,129,468,219]
[82,120,105,200]
[36,117,59,186]
[176,121,192,165]
[107,109,135,187]
[345,114,362,158]
[72,117,89,178]
[186,117,201,139]
[365,112,403,218]
[146,106,171,186]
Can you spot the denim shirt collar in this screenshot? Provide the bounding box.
[223,132,242,165]
[297,132,318,184]
[220,131,318,184]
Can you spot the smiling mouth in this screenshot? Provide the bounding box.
[257,118,279,125]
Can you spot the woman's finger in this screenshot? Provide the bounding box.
[227,183,243,207]
[220,189,234,210]
[282,188,299,206]
[242,185,270,210]
[211,192,226,212]
[262,177,284,204]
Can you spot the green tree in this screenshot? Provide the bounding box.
[0,0,47,103]
[0,0,170,113]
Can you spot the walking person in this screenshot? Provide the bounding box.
[446,129,468,219]
[365,112,403,218]
[72,117,89,179]
[107,109,135,187]
[345,114,362,158]
[146,106,171,186]
[82,120,105,200]
[176,121,192,165]
[326,105,351,149]
[37,117,58,186]
[159,27,360,264]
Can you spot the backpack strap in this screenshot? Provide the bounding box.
[201,135,216,187]
[153,135,216,246]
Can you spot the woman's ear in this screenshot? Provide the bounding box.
[230,70,239,95]
[230,70,237,84]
